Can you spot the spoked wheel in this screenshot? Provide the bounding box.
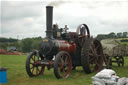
[119,56,124,66]
[104,54,112,69]
[26,51,45,77]
[81,38,104,73]
[54,51,72,79]
[115,56,124,67]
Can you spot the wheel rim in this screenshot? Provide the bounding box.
[88,40,103,72]
[29,53,45,76]
[57,53,72,78]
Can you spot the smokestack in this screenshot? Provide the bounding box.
[46,6,53,39]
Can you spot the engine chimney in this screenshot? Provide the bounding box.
[46,6,53,39]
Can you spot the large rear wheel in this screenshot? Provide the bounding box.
[54,51,72,79]
[81,38,104,73]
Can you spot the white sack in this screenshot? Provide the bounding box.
[95,69,116,79]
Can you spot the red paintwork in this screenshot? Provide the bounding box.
[57,40,76,54]
[0,49,21,55]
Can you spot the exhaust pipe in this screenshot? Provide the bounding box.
[46,6,53,39]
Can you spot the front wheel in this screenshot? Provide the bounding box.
[54,51,72,79]
[26,51,45,77]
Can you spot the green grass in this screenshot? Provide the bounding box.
[0,55,128,85]
[120,42,128,45]
[116,38,128,45]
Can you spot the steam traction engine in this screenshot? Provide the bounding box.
[26,6,104,79]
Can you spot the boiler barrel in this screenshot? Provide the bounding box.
[57,40,76,54]
[40,39,76,56]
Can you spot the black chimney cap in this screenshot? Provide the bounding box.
[46,6,53,8]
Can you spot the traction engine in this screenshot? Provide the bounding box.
[26,6,104,79]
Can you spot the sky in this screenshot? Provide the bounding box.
[0,0,128,39]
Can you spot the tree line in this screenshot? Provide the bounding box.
[0,37,42,53]
[96,32,128,40]
[0,31,127,53]
[0,37,18,43]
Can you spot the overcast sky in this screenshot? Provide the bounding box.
[0,0,128,39]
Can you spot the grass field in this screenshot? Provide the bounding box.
[120,42,128,45]
[116,38,128,45]
[0,55,128,85]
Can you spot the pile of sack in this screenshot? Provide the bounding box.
[92,69,128,85]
